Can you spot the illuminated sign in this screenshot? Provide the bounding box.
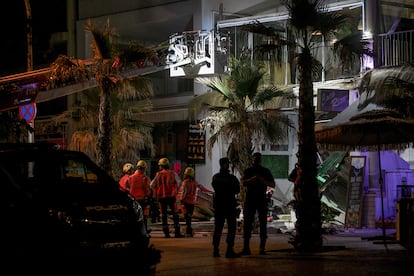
[317,89,349,112]
[187,122,205,164]
[0,82,39,111]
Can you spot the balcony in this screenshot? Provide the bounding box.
[378,30,414,67]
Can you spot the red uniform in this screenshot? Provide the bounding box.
[179,179,212,206]
[151,167,182,237]
[179,179,198,205]
[128,170,151,200]
[179,177,213,237]
[118,174,130,192]
[151,169,178,199]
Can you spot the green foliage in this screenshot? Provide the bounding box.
[192,56,294,178]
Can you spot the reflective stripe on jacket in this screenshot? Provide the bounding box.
[151,169,178,199]
[128,171,151,200]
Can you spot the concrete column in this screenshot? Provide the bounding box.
[364,151,380,228]
[362,190,378,228]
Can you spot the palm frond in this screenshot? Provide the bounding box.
[117,77,154,101]
[85,19,117,60]
[240,21,291,63]
[116,43,160,66]
[253,44,286,63]
[228,57,266,100]
[333,31,373,66]
[49,55,87,86]
[188,87,230,121]
[254,85,295,105]
[314,9,348,38]
[68,131,97,159]
[287,0,322,30]
[196,76,233,98]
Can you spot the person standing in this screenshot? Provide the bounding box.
[240,152,275,255]
[128,160,151,234]
[211,157,241,258]
[151,157,184,238]
[178,167,213,237]
[118,162,134,192]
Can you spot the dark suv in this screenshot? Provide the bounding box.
[0,142,151,259]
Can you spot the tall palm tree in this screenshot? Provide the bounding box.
[283,0,348,251]
[189,55,294,201]
[87,19,118,173]
[243,0,352,251]
[47,19,157,177]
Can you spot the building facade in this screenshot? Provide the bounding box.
[2,0,413,226]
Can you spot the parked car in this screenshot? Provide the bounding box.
[0,142,153,259]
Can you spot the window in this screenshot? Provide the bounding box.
[64,159,98,184]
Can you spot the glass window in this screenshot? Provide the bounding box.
[64,158,98,184]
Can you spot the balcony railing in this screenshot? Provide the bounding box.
[378,30,414,67]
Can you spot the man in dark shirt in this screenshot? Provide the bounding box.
[240,152,275,255]
[211,157,241,258]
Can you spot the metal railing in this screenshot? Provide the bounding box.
[378,30,414,67]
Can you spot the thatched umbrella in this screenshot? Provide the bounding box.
[316,109,414,248]
[316,63,414,249]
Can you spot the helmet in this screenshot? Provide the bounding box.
[137,160,147,169]
[158,157,169,166]
[183,167,195,178]
[122,163,134,173]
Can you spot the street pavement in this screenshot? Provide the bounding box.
[148,221,414,275]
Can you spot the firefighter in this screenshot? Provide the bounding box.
[119,162,134,192]
[178,167,213,237]
[150,157,184,238]
[128,160,151,234]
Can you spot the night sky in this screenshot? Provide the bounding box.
[0,0,67,77]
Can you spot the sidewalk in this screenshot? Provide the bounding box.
[148,220,414,275]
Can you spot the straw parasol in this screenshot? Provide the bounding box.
[316,63,414,249]
[316,108,414,249]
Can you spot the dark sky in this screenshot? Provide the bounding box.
[0,0,67,76]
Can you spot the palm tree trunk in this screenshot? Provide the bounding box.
[24,0,33,71]
[97,76,113,174]
[294,47,322,251]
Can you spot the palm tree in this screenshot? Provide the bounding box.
[189,55,294,202]
[281,0,348,251]
[242,0,353,251]
[87,19,118,173]
[42,80,154,179]
[47,19,157,177]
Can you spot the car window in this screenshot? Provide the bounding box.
[63,158,98,184]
